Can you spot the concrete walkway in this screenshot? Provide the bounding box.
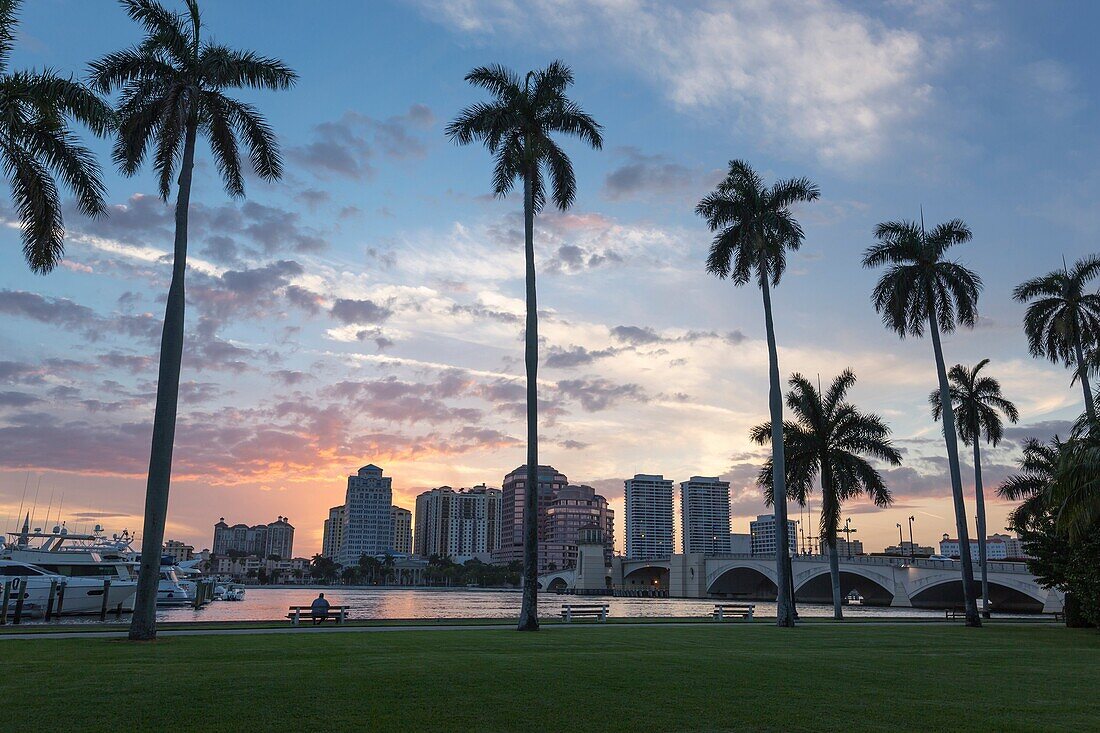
[0,618,1056,641]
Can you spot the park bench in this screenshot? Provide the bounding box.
[287,605,347,626]
[560,603,609,622]
[711,603,755,621]
[1053,611,1064,623]
[944,608,966,620]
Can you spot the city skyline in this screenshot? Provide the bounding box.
[1,1,1098,558]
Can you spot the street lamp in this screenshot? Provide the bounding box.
[908,515,915,561]
[896,523,904,556]
[842,518,855,559]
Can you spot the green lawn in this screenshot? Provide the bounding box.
[4,624,1097,732]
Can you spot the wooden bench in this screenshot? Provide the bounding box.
[560,603,609,622]
[1053,611,1064,623]
[712,603,755,621]
[944,608,965,620]
[287,605,347,626]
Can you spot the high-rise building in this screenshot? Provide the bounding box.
[680,476,732,554]
[414,485,502,562]
[391,505,413,555]
[212,516,292,557]
[321,505,345,559]
[340,464,394,565]
[939,533,1031,561]
[498,465,568,565]
[544,484,614,570]
[624,474,674,560]
[264,516,295,559]
[750,514,797,556]
[163,540,194,563]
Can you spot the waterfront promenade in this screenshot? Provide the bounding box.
[4,623,1096,731]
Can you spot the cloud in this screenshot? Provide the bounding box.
[556,378,647,411]
[603,146,722,202]
[289,105,436,180]
[418,0,934,166]
[329,298,393,325]
[0,290,160,343]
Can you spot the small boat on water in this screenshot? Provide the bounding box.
[843,590,864,606]
[0,560,136,616]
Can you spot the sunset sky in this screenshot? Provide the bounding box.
[2,0,1098,558]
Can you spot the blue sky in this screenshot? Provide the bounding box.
[1,0,1098,555]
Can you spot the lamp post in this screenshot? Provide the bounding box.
[842,518,855,559]
[896,523,904,556]
[907,515,915,561]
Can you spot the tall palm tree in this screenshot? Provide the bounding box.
[998,436,1064,532]
[751,370,900,619]
[0,0,112,271]
[90,0,296,641]
[697,160,819,627]
[446,61,602,631]
[1013,256,1100,424]
[930,359,1018,617]
[862,217,984,627]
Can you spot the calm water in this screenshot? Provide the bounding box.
[20,587,1031,624]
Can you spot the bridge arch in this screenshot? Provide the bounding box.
[707,565,778,599]
[623,564,670,591]
[794,567,894,606]
[909,578,1045,613]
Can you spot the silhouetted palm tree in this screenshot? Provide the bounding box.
[1048,426,1100,540]
[0,0,111,271]
[931,359,1018,617]
[697,160,819,627]
[752,370,900,619]
[447,61,602,632]
[90,0,296,641]
[1013,256,1100,424]
[998,436,1063,532]
[862,217,984,627]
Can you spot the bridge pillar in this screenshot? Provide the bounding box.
[1041,589,1065,614]
[890,568,912,607]
[668,553,707,598]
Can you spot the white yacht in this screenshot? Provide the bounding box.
[2,524,192,608]
[0,560,136,616]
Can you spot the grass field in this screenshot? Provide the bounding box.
[4,624,1097,731]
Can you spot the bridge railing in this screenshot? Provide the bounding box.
[696,553,1031,574]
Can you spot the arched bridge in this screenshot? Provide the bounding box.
[539,553,1062,613]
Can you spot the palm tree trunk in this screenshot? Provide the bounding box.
[1073,328,1096,424]
[760,274,795,627]
[927,308,981,627]
[821,468,842,620]
[128,121,198,642]
[973,440,989,618]
[517,171,539,632]
[828,535,842,620]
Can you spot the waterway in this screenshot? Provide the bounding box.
[20,587,1035,624]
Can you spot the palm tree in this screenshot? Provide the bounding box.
[1048,426,1100,541]
[861,216,984,627]
[930,359,1019,617]
[90,0,296,641]
[751,370,900,619]
[997,436,1063,532]
[697,160,819,627]
[1013,256,1100,424]
[0,0,112,271]
[446,61,602,631]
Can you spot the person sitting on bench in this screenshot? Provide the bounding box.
[310,592,331,625]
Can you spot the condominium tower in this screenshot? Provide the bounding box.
[339,464,394,565]
[544,484,615,570]
[498,465,568,565]
[321,505,345,559]
[680,476,732,554]
[624,474,674,560]
[391,506,413,555]
[414,484,501,562]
